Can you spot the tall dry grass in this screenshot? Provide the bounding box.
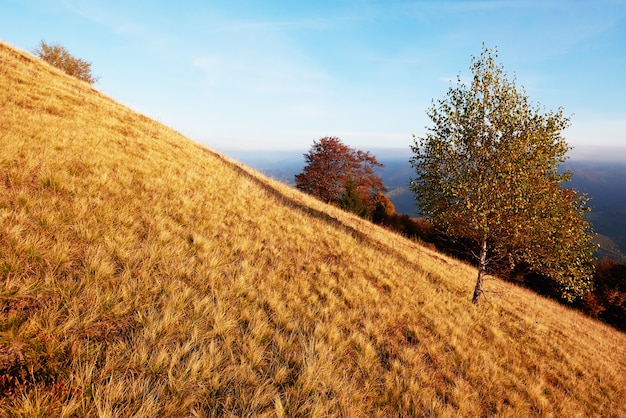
[1,41,625,416]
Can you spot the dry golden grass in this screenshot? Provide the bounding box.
[1,41,625,417]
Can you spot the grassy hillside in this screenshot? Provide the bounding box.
[1,41,625,416]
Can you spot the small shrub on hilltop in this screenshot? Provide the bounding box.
[32,40,99,84]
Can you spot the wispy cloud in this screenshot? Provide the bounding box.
[190,14,334,97]
[60,0,144,35]
[205,17,339,34]
[59,0,174,52]
[285,104,329,118]
[192,49,331,97]
[414,0,562,13]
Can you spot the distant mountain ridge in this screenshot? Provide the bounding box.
[563,160,626,262]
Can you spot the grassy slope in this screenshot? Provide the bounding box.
[1,41,625,417]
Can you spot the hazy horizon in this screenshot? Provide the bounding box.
[220,144,626,163]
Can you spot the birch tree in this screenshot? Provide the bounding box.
[409,46,596,304]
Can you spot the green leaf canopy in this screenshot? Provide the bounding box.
[410,46,596,303]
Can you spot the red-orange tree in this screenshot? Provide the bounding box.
[295,137,385,216]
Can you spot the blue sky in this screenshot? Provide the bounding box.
[2,0,625,153]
